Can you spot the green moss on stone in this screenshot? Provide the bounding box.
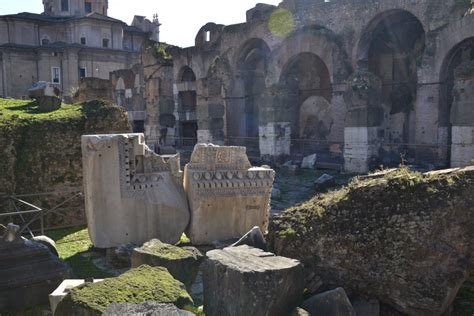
[59,265,193,314]
[141,239,195,260]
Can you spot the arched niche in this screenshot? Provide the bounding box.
[358,9,425,165]
[439,37,474,166]
[177,66,198,142]
[235,38,271,141]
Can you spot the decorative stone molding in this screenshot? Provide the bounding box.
[184,144,275,244]
[82,133,190,248]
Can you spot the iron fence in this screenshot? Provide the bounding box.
[0,189,84,236]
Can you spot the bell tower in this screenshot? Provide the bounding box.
[43,0,109,17]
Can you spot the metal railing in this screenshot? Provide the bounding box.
[0,189,84,236]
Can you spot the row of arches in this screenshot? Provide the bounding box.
[172,9,474,167]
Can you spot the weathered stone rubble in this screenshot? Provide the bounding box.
[0,223,71,311]
[55,265,193,316]
[302,288,356,316]
[269,167,474,315]
[103,302,194,316]
[184,144,275,244]
[28,81,62,112]
[203,245,304,316]
[131,239,203,287]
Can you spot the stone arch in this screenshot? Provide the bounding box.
[233,38,271,143]
[175,66,198,142]
[438,37,474,166]
[356,9,426,67]
[269,26,340,86]
[278,52,333,157]
[178,66,197,83]
[356,9,426,166]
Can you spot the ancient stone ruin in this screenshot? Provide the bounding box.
[184,144,275,244]
[82,134,275,248]
[82,133,190,248]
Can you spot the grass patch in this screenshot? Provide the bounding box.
[0,98,82,127]
[47,227,112,279]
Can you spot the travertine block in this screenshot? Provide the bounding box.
[204,245,304,316]
[82,133,190,248]
[184,144,275,244]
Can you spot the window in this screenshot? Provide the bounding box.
[204,31,211,42]
[79,68,87,79]
[41,38,50,46]
[85,2,92,13]
[102,38,109,48]
[61,0,69,12]
[80,37,86,45]
[51,67,61,84]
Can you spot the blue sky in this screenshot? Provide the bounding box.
[0,0,282,47]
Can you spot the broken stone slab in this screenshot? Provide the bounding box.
[55,265,193,316]
[0,223,71,311]
[301,154,317,169]
[28,81,61,98]
[36,95,62,112]
[184,144,275,245]
[105,243,137,268]
[269,166,474,315]
[230,226,268,251]
[131,239,204,287]
[82,134,190,248]
[103,302,195,316]
[49,279,104,314]
[203,245,304,316]
[302,288,356,316]
[314,173,335,191]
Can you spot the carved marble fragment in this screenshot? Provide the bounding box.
[184,144,275,244]
[82,133,190,248]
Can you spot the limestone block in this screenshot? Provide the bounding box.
[82,133,190,248]
[131,239,204,287]
[302,288,356,316]
[104,302,194,316]
[259,122,291,157]
[49,279,104,314]
[37,95,62,112]
[344,127,381,173]
[184,144,275,244]
[451,126,474,167]
[0,224,71,311]
[203,245,304,316]
[28,81,60,98]
[301,154,317,169]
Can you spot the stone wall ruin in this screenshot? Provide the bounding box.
[166,0,474,172]
[82,135,275,247]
